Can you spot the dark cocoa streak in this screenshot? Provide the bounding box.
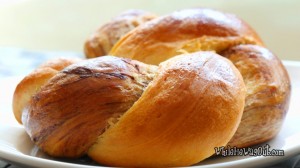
[135,64,140,72]
[120,58,132,65]
[61,120,108,155]
[103,101,131,106]
[32,120,65,145]
[40,78,130,109]
[96,72,127,80]
[40,74,145,110]
[57,120,87,142]
[64,69,130,80]
[54,76,91,89]
[142,81,149,85]
[132,80,147,88]
[121,59,142,73]
[32,95,41,101]
[119,73,135,80]
[63,67,94,76]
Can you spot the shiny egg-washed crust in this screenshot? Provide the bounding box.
[88,53,245,167]
[107,8,291,148]
[22,56,157,158]
[13,58,81,124]
[13,7,291,167]
[84,9,157,58]
[109,8,263,65]
[17,52,245,167]
[222,45,291,147]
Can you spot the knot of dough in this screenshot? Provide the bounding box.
[13,8,291,167]
[14,52,245,167]
[92,8,291,148]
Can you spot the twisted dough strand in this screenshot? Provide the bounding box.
[105,8,291,148]
[13,8,291,167]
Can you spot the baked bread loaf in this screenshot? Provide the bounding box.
[14,52,245,167]
[13,7,291,167]
[84,9,157,58]
[86,8,291,148]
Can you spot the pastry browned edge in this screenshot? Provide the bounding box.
[84,9,157,58]
[13,8,291,167]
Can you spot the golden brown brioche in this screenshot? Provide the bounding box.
[109,8,263,65]
[17,52,245,166]
[84,9,157,58]
[88,52,245,167]
[13,7,291,167]
[222,45,291,147]
[106,8,291,147]
[13,58,80,124]
[22,56,157,158]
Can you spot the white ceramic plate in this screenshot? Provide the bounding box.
[0,61,300,168]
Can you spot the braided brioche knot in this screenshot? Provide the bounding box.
[13,8,290,167]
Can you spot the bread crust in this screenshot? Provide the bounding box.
[109,8,291,148]
[88,52,245,167]
[110,8,263,64]
[22,56,157,157]
[13,58,80,124]
[16,53,245,166]
[13,7,291,167]
[222,45,291,147]
[84,9,157,58]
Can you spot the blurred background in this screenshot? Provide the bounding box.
[0,0,299,61]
